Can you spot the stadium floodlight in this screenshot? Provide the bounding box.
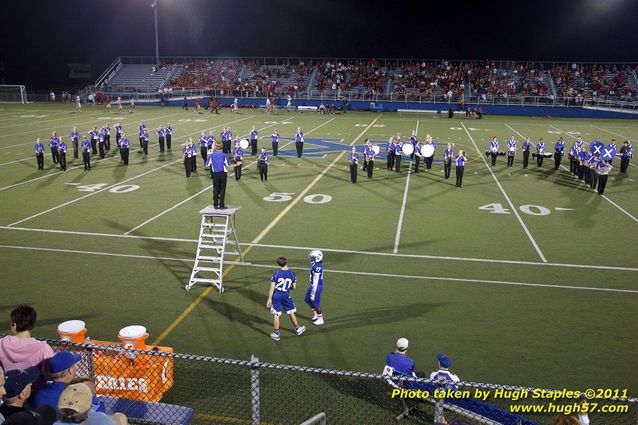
[151,0,159,65]
[0,85,28,104]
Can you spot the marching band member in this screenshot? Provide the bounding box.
[220,127,228,153]
[455,150,467,188]
[34,138,45,170]
[394,136,403,173]
[554,137,565,170]
[89,126,98,154]
[423,135,434,170]
[114,122,122,147]
[386,137,395,171]
[588,154,600,190]
[507,136,516,167]
[443,143,454,179]
[258,147,269,182]
[366,143,376,179]
[568,141,580,175]
[363,139,373,172]
[271,129,280,156]
[295,127,304,158]
[165,122,173,150]
[579,146,591,183]
[620,140,632,173]
[104,123,111,151]
[596,160,612,195]
[183,138,196,178]
[70,127,80,159]
[58,137,67,171]
[49,132,59,164]
[250,126,259,155]
[413,142,421,173]
[199,131,208,161]
[536,138,546,167]
[607,139,617,166]
[489,137,499,166]
[348,147,359,183]
[138,122,145,151]
[119,133,130,165]
[522,137,532,169]
[233,140,244,181]
[81,136,91,170]
[141,129,149,156]
[208,130,217,152]
[97,129,106,159]
[157,125,165,152]
[575,136,584,150]
[409,130,418,159]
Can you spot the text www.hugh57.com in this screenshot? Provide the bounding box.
[510,403,628,415]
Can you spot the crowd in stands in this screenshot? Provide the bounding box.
[155,59,638,103]
[0,305,128,425]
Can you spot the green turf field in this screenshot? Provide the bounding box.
[0,103,637,397]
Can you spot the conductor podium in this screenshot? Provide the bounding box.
[186,205,244,292]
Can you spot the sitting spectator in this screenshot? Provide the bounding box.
[385,338,416,377]
[32,352,82,410]
[0,366,6,422]
[54,383,127,425]
[0,305,54,375]
[429,353,460,383]
[69,377,106,414]
[2,405,57,425]
[0,367,39,419]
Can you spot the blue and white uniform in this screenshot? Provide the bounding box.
[271,132,279,156]
[49,136,60,163]
[295,130,304,157]
[35,140,45,170]
[304,261,324,308]
[270,269,297,316]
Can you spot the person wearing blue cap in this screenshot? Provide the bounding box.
[0,367,40,418]
[31,351,81,410]
[429,353,460,384]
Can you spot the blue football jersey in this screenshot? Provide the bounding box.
[271,269,296,293]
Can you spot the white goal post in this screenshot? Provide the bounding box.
[0,85,28,104]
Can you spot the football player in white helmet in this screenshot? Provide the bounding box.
[305,250,325,325]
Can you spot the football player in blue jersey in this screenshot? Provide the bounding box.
[266,256,306,341]
[305,250,325,325]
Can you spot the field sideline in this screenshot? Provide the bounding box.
[0,103,637,395]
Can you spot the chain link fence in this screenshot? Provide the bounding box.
[38,339,637,425]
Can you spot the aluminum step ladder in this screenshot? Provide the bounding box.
[186,205,244,292]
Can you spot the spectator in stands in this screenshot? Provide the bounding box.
[32,351,82,410]
[55,383,127,425]
[0,305,54,374]
[0,367,39,418]
[429,353,460,383]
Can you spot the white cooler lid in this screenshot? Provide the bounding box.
[119,325,147,339]
[58,320,86,333]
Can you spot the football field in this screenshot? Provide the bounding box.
[0,103,637,395]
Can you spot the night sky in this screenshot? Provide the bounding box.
[1,0,637,89]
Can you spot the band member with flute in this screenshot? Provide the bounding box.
[536,138,546,167]
[489,137,499,166]
[348,147,359,183]
[554,137,565,170]
[507,136,516,167]
[455,150,467,188]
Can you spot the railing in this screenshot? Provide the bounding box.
[33,338,638,425]
[95,57,122,88]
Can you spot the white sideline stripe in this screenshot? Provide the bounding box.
[0,115,256,191]
[507,123,638,226]
[393,165,411,253]
[6,160,182,227]
[1,244,636,295]
[590,125,638,168]
[122,116,310,235]
[3,225,638,272]
[0,156,32,167]
[462,122,547,262]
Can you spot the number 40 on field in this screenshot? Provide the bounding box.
[479,203,574,216]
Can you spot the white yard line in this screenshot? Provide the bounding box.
[1,244,636,294]
[393,162,412,253]
[3,225,638,272]
[462,122,547,262]
[508,123,638,225]
[123,117,336,235]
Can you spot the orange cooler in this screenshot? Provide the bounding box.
[57,320,87,343]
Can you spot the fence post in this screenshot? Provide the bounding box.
[250,354,260,425]
[433,381,445,423]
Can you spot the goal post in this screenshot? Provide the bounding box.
[0,85,28,103]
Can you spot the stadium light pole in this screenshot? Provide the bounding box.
[152,0,159,64]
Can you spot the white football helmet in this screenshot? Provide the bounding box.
[308,250,323,264]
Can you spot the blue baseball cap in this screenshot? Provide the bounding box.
[50,351,82,373]
[4,366,39,398]
[437,353,452,369]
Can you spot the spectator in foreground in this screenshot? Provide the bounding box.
[31,351,81,410]
[0,366,6,422]
[385,338,424,379]
[2,405,56,425]
[0,367,39,418]
[55,383,127,425]
[429,353,460,383]
[553,415,581,425]
[0,305,54,375]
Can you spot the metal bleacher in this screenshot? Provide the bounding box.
[106,64,173,92]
